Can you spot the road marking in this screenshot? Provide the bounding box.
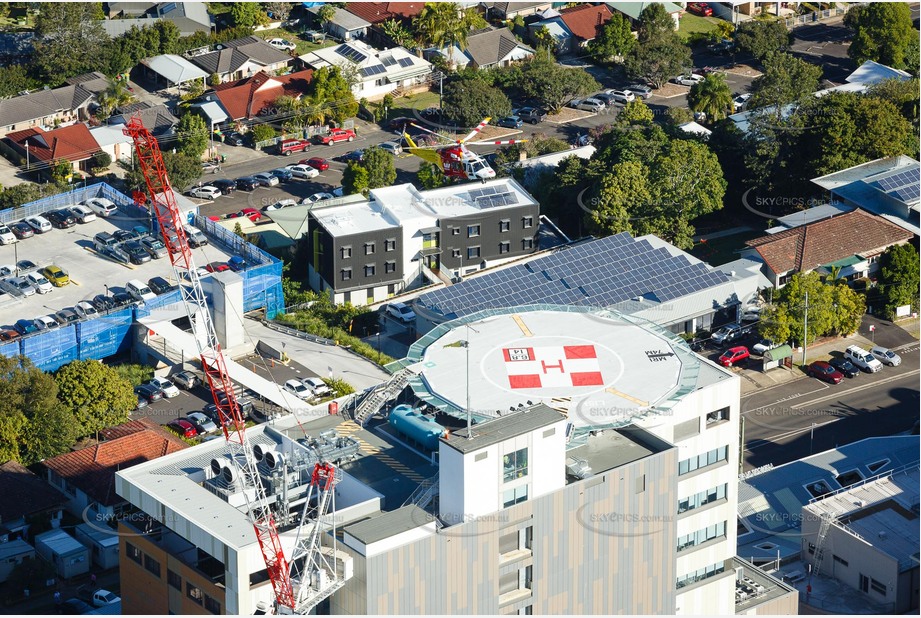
[511,314,532,337]
[790,369,921,410]
[745,418,841,451]
[605,388,648,407]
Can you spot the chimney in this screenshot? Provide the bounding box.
[597,11,602,25]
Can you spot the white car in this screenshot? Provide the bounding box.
[74,301,99,319]
[604,89,636,104]
[752,339,777,356]
[570,98,605,112]
[287,164,320,179]
[673,73,705,86]
[870,346,901,366]
[26,272,53,294]
[284,378,312,400]
[25,215,51,233]
[33,315,58,331]
[263,199,298,212]
[68,204,97,223]
[733,92,752,111]
[188,185,222,200]
[302,192,333,205]
[253,172,280,187]
[386,301,416,323]
[378,141,402,156]
[83,198,117,217]
[301,376,332,397]
[267,37,296,51]
[149,377,180,398]
[0,224,16,245]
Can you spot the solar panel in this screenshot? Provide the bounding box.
[893,182,920,203]
[360,64,386,77]
[398,57,414,68]
[470,186,499,199]
[877,169,920,192]
[380,56,397,67]
[336,44,368,63]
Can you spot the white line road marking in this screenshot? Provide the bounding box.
[790,369,920,410]
[745,418,841,451]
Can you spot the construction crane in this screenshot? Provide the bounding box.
[124,117,343,614]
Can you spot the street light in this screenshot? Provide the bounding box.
[463,322,480,440]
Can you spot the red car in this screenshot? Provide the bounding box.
[719,346,749,367]
[277,139,311,156]
[316,128,356,145]
[236,208,263,222]
[206,262,230,273]
[807,361,843,384]
[688,2,713,16]
[303,157,330,171]
[166,419,198,438]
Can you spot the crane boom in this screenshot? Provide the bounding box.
[124,117,297,611]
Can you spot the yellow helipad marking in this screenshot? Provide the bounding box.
[605,388,648,407]
[512,314,533,337]
[337,420,425,482]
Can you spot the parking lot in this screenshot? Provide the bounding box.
[0,211,237,331]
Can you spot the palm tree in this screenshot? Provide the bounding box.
[96,79,134,120]
[381,18,414,48]
[687,73,733,123]
[413,3,485,67]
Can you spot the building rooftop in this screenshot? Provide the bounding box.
[558,2,613,41]
[211,69,313,121]
[731,557,798,613]
[140,54,209,85]
[342,504,434,545]
[567,426,671,476]
[0,83,94,129]
[442,404,565,453]
[344,2,424,24]
[764,202,855,233]
[463,27,534,67]
[0,460,67,524]
[311,196,402,237]
[7,123,100,163]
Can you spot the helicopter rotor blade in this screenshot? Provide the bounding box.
[467,139,529,146]
[459,118,491,144]
[408,122,454,143]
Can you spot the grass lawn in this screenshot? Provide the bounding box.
[387,91,441,117]
[690,230,762,266]
[254,27,335,56]
[677,14,723,42]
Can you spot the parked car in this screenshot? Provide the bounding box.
[708,39,735,54]
[34,315,59,330]
[672,73,705,86]
[284,378,312,400]
[711,323,743,345]
[112,291,134,307]
[0,264,12,277]
[25,215,52,233]
[844,345,883,372]
[188,185,222,199]
[140,236,168,259]
[114,229,140,243]
[496,116,523,129]
[626,84,653,99]
[172,370,200,390]
[277,139,311,156]
[263,199,298,212]
[302,376,332,397]
[266,37,296,51]
[303,192,333,204]
[829,357,860,378]
[718,346,750,367]
[91,294,117,312]
[687,2,713,16]
[83,198,117,217]
[149,377,180,398]
[270,167,294,182]
[570,98,605,112]
[4,276,35,296]
[73,301,99,319]
[870,346,901,366]
[54,308,79,325]
[68,204,97,223]
[316,128,356,145]
[386,301,416,323]
[0,224,16,245]
[10,222,33,239]
[238,208,263,222]
[206,261,230,273]
[228,256,248,272]
[44,209,76,228]
[60,598,94,615]
[223,131,245,146]
[40,265,69,287]
[166,418,198,438]
[235,176,259,191]
[378,141,403,156]
[212,178,237,195]
[752,339,777,356]
[388,116,414,130]
[733,92,752,112]
[14,319,38,336]
[287,164,320,179]
[186,411,218,434]
[807,360,843,384]
[16,259,37,273]
[0,329,20,341]
[517,107,547,124]
[135,383,163,402]
[334,150,364,163]
[147,276,174,295]
[26,272,53,294]
[183,224,208,248]
[604,89,636,104]
[124,240,151,264]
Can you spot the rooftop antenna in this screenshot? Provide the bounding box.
[464,322,480,440]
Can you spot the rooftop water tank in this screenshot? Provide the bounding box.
[389,404,446,451]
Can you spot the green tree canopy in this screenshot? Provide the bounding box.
[124,151,202,193]
[845,2,916,70]
[636,3,676,43]
[359,146,397,191]
[688,73,733,122]
[54,360,136,436]
[519,50,600,113]
[381,18,414,47]
[733,19,792,60]
[879,243,920,318]
[442,79,512,126]
[625,33,691,89]
[308,66,359,124]
[618,100,655,125]
[748,52,823,110]
[230,2,269,30]
[588,13,636,63]
[0,65,40,99]
[343,161,370,195]
[176,111,210,159]
[586,161,650,236]
[33,2,108,84]
[413,3,486,64]
[417,162,447,189]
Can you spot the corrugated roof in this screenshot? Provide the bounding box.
[343,504,434,545]
[0,84,94,129]
[559,3,614,41]
[141,54,209,85]
[0,460,67,524]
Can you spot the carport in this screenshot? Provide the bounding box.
[139,54,208,93]
[762,345,793,371]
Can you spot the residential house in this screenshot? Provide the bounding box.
[211,69,313,123]
[307,5,372,41]
[65,71,113,97]
[187,36,293,84]
[530,3,615,53]
[5,124,101,176]
[108,101,179,137]
[607,1,683,29]
[137,54,209,91]
[0,84,95,139]
[741,209,913,287]
[40,419,188,527]
[0,460,67,542]
[343,3,424,46]
[427,27,534,69]
[300,41,432,100]
[101,1,213,37]
[481,2,554,20]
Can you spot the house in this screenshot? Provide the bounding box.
[300,41,432,100]
[137,54,209,91]
[0,460,67,542]
[606,1,683,29]
[40,418,188,527]
[427,27,534,69]
[108,101,178,137]
[811,155,921,236]
[0,83,95,138]
[343,2,424,46]
[5,124,101,175]
[741,209,914,287]
[0,539,35,584]
[211,69,314,122]
[90,124,135,165]
[481,2,554,20]
[307,5,372,41]
[34,529,90,580]
[677,121,712,138]
[101,1,213,37]
[187,36,293,84]
[530,4,615,53]
[65,71,112,96]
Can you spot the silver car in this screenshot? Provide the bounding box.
[870,346,901,366]
[253,172,280,187]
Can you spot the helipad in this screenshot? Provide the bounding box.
[398,306,717,429]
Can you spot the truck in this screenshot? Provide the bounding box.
[315,128,356,145]
[77,586,121,607]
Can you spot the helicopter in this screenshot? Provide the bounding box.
[402,117,527,182]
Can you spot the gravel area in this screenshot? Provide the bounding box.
[546,107,595,124]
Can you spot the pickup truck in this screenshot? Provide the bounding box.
[77,586,121,607]
[316,128,356,145]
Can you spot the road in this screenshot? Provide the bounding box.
[740,340,920,471]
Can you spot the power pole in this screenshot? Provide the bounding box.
[802,290,809,366]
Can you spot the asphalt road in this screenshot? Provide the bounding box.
[789,20,854,84]
[740,340,920,471]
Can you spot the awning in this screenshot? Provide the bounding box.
[821,255,864,268]
[765,345,793,361]
[192,101,229,126]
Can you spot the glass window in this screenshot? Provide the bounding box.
[468,224,480,237]
[205,595,221,614]
[167,569,181,590]
[186,583,203,605]
[499,241,510,254]
[364,264,375,277]
[452,227,460,235]
[341,246,351,259]
[452,249,461,258]
[706,407,729,425]
[522,216,533,228]
[467,246,481,260]
[126,543,142,565]
[384,238,396,251]
[676,561,725,589]
[364,242,375,255]
[870,578,886,595]
[144,554,160,577]
[499,220,510,232]
[678,446,728,476]
[503,448,528,482]
[522,238,534,250]
[341,268,352,281]
[385,261,396,274]
[502,485,528,508]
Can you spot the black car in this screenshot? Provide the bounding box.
[224,131,245,146]
[61,598,94,615]
[92,294,117,312]
[124,240,151,264]
[334,149,364,163]
[135,383,164,403]
[148,276,174,295]
[235,176,258,191]
[204,398,254,423]
[212,178,236,195]
[16,259,37,272]
[10,222,33,239]
[112,291,134,307]
[114,229,140,243]
[829,357,860,378]
[44,209,76,228]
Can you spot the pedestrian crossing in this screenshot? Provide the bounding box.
[336,420,426,483]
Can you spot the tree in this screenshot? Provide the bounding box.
[586,161,650,236]
[233,222,246,239]
[636,3,676,43]
[531,26,556,53]
[176,112,210,159]
[230,2,269,30]
[54,360,136,436]
[417,162,447,189]
[734,19,792,60]
[0,182,68,211]
[588,13,635,63]
[307,66,358,124]
[413,3,486,65]
[625,35,691,89]
[879,244,920,318]
[251,124,277,143]
[381,18,414,48]
[360,146,397,190]
[180,77,205,101]
[748,52,822,110]
[316,3,336,33]
[688,73,733,122]
[91,151,112,172]
[264,1,292,21]
[867,78,920,125]
[33,2,107,84]
[519,50,600,113]
[209,72,222,87]
[443,79,512,127]
[95,79,134,120]
[665,106,694,125]
[845,2,915,70]
[50,160,73,184]
[124,152,201,193]
[343,161,369,195]
[0,65,40,99]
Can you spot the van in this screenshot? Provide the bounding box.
[0,224,16,245]
[126,279,156,302]
[93,232,118,252]
[844,345,882,373]
[183,225,208,248]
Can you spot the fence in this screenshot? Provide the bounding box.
[253,125,330,151]
[782,6,848,28]
[0,182,134,226]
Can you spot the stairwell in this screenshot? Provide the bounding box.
[353,368,412,426]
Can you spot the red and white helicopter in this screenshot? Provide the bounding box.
[402,117,527,182]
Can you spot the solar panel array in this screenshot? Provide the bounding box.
[876,168,920,203]
[335,44,367,63]
[360,64,387,77]
[381,55,397,67]
[475,192,517,209]
[398,57,414,68]
[416,233,734,319]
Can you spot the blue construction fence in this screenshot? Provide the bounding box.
[0,182,137,225]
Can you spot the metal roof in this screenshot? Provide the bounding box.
[140,54,208,85]
[342,505,434,545]
[441,404,565,454]
[35,529,87,556]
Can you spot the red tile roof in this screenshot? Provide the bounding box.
[213,69,314,121]
[5,123,98,163]
[559,3,614,42]
[41,421,188,507]
[745,209,913,275]
[345,2,424,24]
[0,460,67,525]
